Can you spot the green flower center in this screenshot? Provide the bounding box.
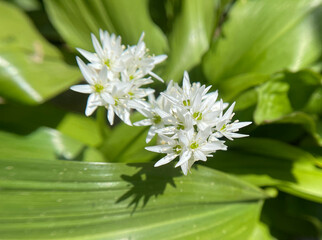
[153,115,161,124]
[174,145,182,154]
[193,112,203,120]
[94,84,104,93]
[177,124,184,130]
[104,59,110,68]
[190,142,199,149]
[129,75,134,80]
[114,97,119,106]
[183,99,190,106]
[220,124,226,131]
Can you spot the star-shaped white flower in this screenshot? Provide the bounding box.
[212,100,252,140]
[77,29,125,75]
[122,32,167,82]
[70,57,114,116]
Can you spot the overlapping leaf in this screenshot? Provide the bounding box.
[0,2,80,104]
[162,0,216,81]
[203,0,322,86]
[204,138,322,203]
[0,127,104,162]
[0,156,266,240]
[44,0,168,55]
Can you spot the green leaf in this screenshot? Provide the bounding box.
[43,0,168,55]
[219,73,270,101]
[203,0,322,84]
[0,127,104,162]
[57,113,105,148]
[99,113,157,163]
[0,103,105,147]
[247,222,275,240]
[274,112,322,146]
[0,2,81,104]
[254,79,293,124]
[253,70,322,145]
[204,138,322,203]
[0,156,266,239]
[261,193,321,239]
[162,0,216,81]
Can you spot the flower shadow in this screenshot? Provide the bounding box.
[116,162,182,214]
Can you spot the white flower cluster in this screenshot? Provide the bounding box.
[71,30,167,125]
[71,30,251,175]
[137,72,251,175]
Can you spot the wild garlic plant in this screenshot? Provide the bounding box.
[71,30,251,175]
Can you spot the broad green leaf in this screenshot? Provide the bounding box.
[0,127,104,162]
[254,80,293,124]
[163,0,216,81]
[44,0,168,55]
[0,157,266,240]
[275,112,322,146]
[0,2,81,104]
[99,113,157,163]
[247,222,275,240]
[261,193,321,239]
[283,195,322,235]
[57,113,104,148]
[0,103,105,147]
[203,0,322,84]
[253,70,322,145]
[204,138,322,203]
[283,70,322,110]
[0,103,66,135]
[219,73,270,101]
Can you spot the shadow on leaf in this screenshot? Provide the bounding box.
[116,162,182,214]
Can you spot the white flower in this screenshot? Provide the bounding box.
[77,30,125,75]
[175,128,227,175]
[212,100,252,140]
[122,32,167,82]
[70,57,114,116]
[143,71,252,175]
[146,128,227,175]
[72,30,167,126]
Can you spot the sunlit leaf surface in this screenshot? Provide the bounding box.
[0,157,266,240]
[0,2,80,104]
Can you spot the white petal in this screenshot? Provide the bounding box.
[107,106,115,125]
[180,161,189,175]
[229,121,252,130]
[70,84,92,94]
[155,126,176,135]
[223,102,236,120]
[194,150,207,161]
[118,109,132,126]
[182,71,191,95]
[227,133,249,139]
[146,125,157,143]
[153,54,167,64]
[76,57,95,84]
[149,71,164,82]
[154,153,177,167]
[175,150,192,167]
[85,94,98,116]
[77,48,98,62]
[91,33,104,59]
[145,145,173,153]
[99,66,108,81]
[100,92,114,104]
[200,142,227,152]
[133,119,153,126]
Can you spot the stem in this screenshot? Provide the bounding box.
[96,107,110,141]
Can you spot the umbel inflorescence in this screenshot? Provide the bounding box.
[71,30,251,175]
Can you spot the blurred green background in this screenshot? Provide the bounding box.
[0,0,321,239]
